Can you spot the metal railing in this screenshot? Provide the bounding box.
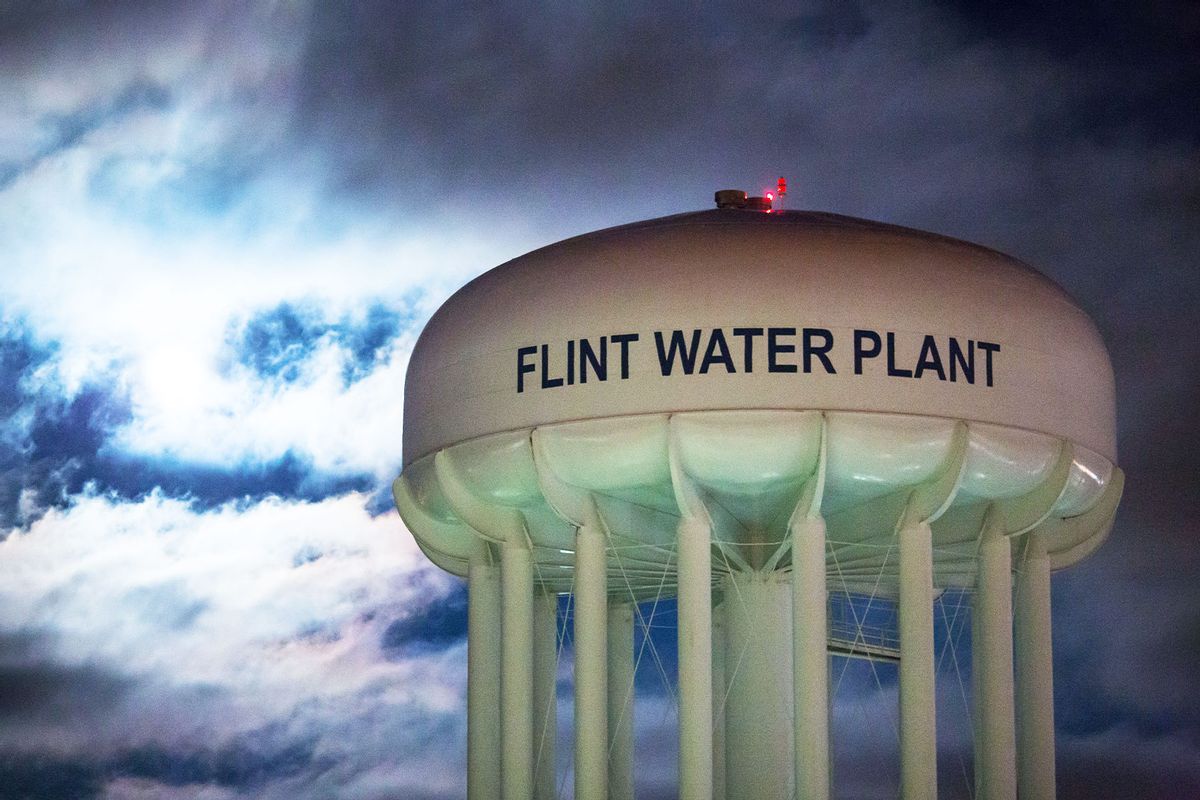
[828,592,900,662]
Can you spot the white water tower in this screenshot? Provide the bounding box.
[394,191,1122,800]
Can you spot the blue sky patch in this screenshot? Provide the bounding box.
[225,298,419,388]
[0,321,379,529]
[381,583,468,657]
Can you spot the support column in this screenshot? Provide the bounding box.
[712,598,727,800]
[793,516,830,800]
[503,537,535,800]
[468,548,503,800]
[574,522,608,800]
[723,571,794,799]
[1015,532,1055,800]
[899,520,937,800]
[677,516,713,800]
[974,517,1016,800]
[534,591,559,800]
[608,601,635,800]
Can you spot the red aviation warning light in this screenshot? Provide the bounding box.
[714,179,788,213]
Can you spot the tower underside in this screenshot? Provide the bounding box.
[395,409,1123,799]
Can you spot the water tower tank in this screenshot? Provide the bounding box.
[393,198,1123,800]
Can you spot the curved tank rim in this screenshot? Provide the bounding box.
[397,406,1121,584]
[402,404,1117,472]
[429,208,1080,320]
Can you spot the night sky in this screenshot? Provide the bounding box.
[1,2,1197,798]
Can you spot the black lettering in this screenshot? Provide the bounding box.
[612,333,638,379]
[579,337,607,383]
[978,341,1000,387]
[655,329,703,375]
[913,335,946,381]
[732,327,764,373]
[699,329,736,374]
[886,332,913,378]
[802,328,836,374]
[566,339,575,385]
[517,345,537,393]
[949,338,974,384]
[854,329,882,374]
[768,327,797,373]
[541,343,564,389]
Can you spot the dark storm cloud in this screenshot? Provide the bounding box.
[226,298,418,387]
[0,756,102,800]
[115,734,324,789]
[290,1,789,224]
[1048,486,1200,773]
[0,1,182,46]
[0,732,325,800]
[0,321,375,530]
[781,4,873,45]
[0,630,132,722]
[0,628,343,796]
[1057,729,1200,800]
[288,1,1198,232]
[951,1,1199,131]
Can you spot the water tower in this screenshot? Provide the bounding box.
[393,191,1122,800]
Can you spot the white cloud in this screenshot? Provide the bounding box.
[0,11,528,791]
[0,4,535,479]
[0,129,510,475]
[0,491,464,764]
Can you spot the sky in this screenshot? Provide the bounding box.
[0,1,1197,798]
